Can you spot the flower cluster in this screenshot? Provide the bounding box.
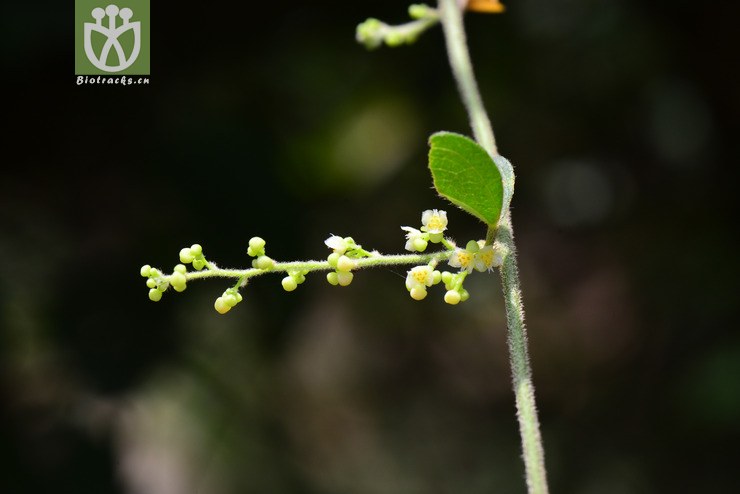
[251,235,308,295]
[140,264,168,302]
[449,240,503,274]
[139,210,504,313]
[214,287,243,315]
[179,243,208,270]
[324,235,370,287]
[401,211,503,305]
[140,243,208,302]
[282,270,307,292]
[356,5,440,50]
[401,209,449,252]
[247,237,275,271]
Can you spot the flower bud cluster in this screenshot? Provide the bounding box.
[355,5,439,50]
[140,264,168,302]
[141,244,207,302]
[325,235,367,287]
[214,287,243,315]
[247,237,275,271]
[282,270,308,292]
[440,270,470,305]
[179,243,207,271]
[399,211,504,305]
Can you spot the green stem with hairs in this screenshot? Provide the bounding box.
[438,1,549,493]
[149,250,454,284]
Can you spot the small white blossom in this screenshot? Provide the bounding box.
[420,209,448,234]
[474,244,500,272]
[406,265,435,291]
[324,235,348,254]
[401,226,427,252]
[448,247,476,273]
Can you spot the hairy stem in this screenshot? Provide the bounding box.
[438,0,498,156]
[438,1,549,493]
[157,250,453,283]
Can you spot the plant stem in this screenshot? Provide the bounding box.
[161,250,453,283]
[438,1,549,493]
[438,0,498,157]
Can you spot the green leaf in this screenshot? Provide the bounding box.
[428,131,504,227]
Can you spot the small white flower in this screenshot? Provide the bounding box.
[448,248,476,273]
[474,244,501,272]
[405,265,434,291]
[420,209,448,234]
[324,235,348,254]
[401,226,427,252]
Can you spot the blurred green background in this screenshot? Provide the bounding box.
[2,1,739,493]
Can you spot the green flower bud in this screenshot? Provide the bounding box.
[444,290,461,305]
[170,271,187,290]
[428,232,444,243]
[255,256,275,270]
[214,297,231,314]
[441,271,453,285]
[432,270,442,285]
[356,18,384,49]
[413,238,428,252]
[408,4,434,19]
[190,244,203,256]
[179,247,194,264]
[460,289,470,302]
[140,265,151,277]
[248,237,266,257]
[282,276,298,292]
[327,252,340,268]
[337,271,354,286]
[223,293,239,307]
[410,286,427,301]
[336,255,356,273]
[327,272,339,286]
[148,288,163,302]
[192,259,206,271]
[248,237,265,251]
[174,264,187,274]
[146,278,157,289]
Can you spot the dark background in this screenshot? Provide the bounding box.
[2,1,739,493]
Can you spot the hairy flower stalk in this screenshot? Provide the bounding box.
[141,210,503,312]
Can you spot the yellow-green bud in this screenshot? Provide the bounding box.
[444,290,461,305]
[282,276,298,292]
[148,288,163,302]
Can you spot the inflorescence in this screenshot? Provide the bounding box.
[355,2,505,50]
[140,210,503,314]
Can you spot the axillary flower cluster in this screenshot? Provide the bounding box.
[139,209,503,313]
[401,209,503,304]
